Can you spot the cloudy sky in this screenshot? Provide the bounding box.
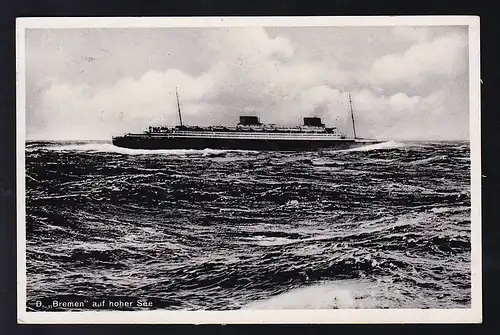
[25,25,469,140]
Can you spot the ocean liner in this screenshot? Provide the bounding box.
[112,89,382,151]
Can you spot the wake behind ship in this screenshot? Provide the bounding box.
[112,90,382,151]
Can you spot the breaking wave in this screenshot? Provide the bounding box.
[31,142,259,157]
[243,281,364,309]
[340,140,406,152]
[25,140,471,310]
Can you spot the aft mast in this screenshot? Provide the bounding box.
[348,92,357,139]
[176,86,183,127]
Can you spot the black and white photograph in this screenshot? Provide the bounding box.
[16,16,481,323]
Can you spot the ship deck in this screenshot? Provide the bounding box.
[120,131,351,141]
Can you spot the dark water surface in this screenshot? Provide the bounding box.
[25,140,471,310]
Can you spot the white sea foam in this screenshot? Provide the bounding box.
[42,143,258,156]
[243,281,384,309]
[34,141,404,155]
[407,155,448,165]
[246,236,297,247]
[340,140,406,152]
[431,206,470,214]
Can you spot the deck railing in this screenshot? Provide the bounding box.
[126,131,348,141]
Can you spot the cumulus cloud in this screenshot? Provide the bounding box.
[25,26,470,141]
[348,89,462,140]
[366,32,468,87]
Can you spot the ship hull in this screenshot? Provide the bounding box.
[112,135,382,151]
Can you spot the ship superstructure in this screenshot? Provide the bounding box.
[112,89,382,150]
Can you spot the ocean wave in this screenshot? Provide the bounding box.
[406,155,450,165]
[33,142,260,156]
[338,140,406,152]
[25,140,472,310]
[243,282,360,309]
[240,280,403,309]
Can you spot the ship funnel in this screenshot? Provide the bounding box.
[303,117,324,127]
[238,116,262,126]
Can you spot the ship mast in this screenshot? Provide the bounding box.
[176,86,183,127]
[348,92,357,139]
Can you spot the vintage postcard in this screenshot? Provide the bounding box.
[16,16,481,323]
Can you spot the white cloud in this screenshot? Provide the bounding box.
[366,33,468,87]
[26,26,469,141]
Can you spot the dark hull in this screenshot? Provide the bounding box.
[112,136,382,151]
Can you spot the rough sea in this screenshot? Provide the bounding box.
[24,140,471,311]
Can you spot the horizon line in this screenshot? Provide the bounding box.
[24,138,470,142]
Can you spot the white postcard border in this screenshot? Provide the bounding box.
[16,15,482,324]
